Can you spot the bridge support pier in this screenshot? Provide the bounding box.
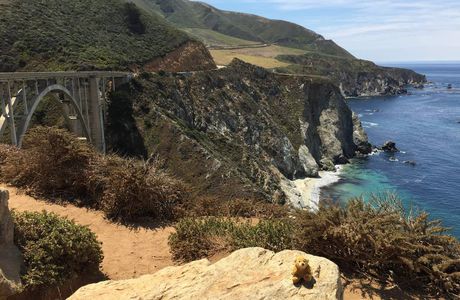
[88,77,106,153]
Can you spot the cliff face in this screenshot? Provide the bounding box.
[141,41,217,72]
[277,53,426,97]
[107,60,368,203]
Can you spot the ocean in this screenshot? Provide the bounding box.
[322,62,460,237]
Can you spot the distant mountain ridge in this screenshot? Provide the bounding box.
[132,0,354,58]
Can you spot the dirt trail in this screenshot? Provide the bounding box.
[1,184,175,280]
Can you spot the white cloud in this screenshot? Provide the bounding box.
[203,0,460,61]
[269,0,460,61]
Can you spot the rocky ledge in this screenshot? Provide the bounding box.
[69,248,343,300]
[0,190,22,300]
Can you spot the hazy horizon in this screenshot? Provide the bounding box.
[200,0,460,62]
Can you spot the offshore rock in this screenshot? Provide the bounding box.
[69,248,343,300]
[381,141,399,153]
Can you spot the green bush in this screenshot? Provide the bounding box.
[12,211,103,289]
[168,217,293,262]
[168,217,235,262]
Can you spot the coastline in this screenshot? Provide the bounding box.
[281,165,343,210]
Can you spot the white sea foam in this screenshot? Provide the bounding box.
[362,121,379,128]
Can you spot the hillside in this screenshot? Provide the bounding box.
[276,53,427,97]
[106,60,370,204]
[129,0,426,96]
[131,0,354,58]
[0,0,215,71]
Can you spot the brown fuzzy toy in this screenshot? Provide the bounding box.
[292,255,313,284]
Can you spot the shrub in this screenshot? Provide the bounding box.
[168,217,293,262]
[87,155,188,222]
[169,217,235,262]
[183,196,289,219]
[124,2,146,34]
[12,211,103,289]
[230,219,294,252]
[293,194,460,297]
[0,127,188,223]
[0,144,19,165]
[0,127,95,201]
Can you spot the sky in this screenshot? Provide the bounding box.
[200,0,460,62]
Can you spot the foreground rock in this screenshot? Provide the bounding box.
[0,190,22,300]
[69,248,343,300]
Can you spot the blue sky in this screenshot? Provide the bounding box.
[200,0,460,62]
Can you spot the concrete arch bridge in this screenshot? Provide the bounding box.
[0,71,131,152]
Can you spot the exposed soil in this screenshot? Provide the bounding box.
[2,184,174,281]
[142,40,217,72]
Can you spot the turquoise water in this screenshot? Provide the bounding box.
[322,63,460,237]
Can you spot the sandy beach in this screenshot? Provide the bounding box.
[281,166,342,210]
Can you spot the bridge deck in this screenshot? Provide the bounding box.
[0,71,131,81]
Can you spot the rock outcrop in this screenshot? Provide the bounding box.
[69,248,343,300]
[352,112,372,155]
[276,53,426,97]
[107,59,368,204]
[142,40,217,72]
[0,190,22,300]
[381,140,399,153]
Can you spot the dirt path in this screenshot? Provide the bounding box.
[1,184,175,280]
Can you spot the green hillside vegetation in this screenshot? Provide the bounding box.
[0,0,190,71]
[182,28,262,48]
[131,0,354,58]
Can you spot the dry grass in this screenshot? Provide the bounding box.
[0,127,188,223]
[294,194,460,298]
[210,45,305,68]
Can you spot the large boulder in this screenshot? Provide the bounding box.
[298,145,319,177]
[0,190,22,300]
[69,248,342,300]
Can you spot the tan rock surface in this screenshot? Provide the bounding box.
[0,190,22,300]
[69,247,343,300]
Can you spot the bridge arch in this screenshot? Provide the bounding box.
[17,84,91,147]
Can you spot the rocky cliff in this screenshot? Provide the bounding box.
[106,59,369,204]
[0,190,22,300]
[277,53,426,97]
[141,41,216,72]
[69,247,343,300]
